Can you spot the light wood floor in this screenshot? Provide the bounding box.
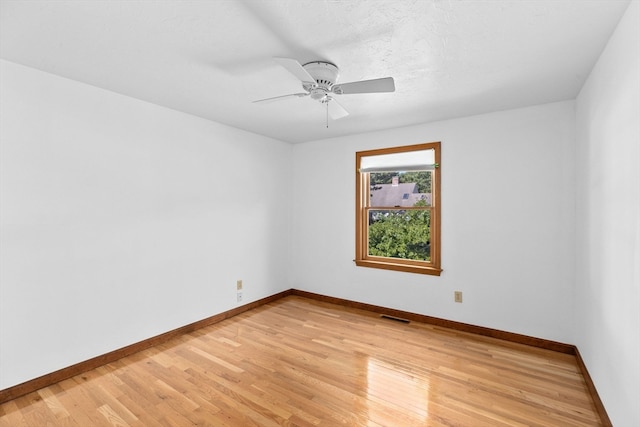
[0,296,602,426]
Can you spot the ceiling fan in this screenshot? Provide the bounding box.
[253,58,395,121]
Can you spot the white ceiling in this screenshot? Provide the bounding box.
[0,0,630,143]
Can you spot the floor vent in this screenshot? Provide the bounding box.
[380,314,410,323]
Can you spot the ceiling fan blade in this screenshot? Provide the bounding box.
[252,93,309,103]
[332,77,395,95]
[327,98,349,120]
[273,57,316,84]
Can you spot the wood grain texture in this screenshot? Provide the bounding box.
[1,295,606,426]
[292,289,576,354]
[0,290,293,404]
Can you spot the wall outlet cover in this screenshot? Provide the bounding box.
[454,291,463,303]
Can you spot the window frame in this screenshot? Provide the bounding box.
[355,142,442,276]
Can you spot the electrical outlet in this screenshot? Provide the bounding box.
[237,292,243,303]
[454,291,463,303]
[236,280,243,290]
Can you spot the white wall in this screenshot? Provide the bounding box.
[292,101,576,344]
[0,60,292,389]
[575,2,640,426]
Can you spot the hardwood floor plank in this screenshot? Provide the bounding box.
[37,387,70,420]
[0,296,605,426]
[97,404,129,427]
[0,400,29,427]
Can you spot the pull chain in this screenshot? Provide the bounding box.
[326,101,329,128]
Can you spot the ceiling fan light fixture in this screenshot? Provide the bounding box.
[253,57,396,122]
[310,88,328,101]
[302,61,340,88]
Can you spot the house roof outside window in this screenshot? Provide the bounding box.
[370,183,431,207]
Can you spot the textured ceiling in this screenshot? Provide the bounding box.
[0,0,631,143]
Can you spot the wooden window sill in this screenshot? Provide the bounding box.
[355,259,442,276]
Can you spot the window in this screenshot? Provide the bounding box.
[355,142,441,276]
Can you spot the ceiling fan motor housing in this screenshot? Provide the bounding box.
[302,61,339,100]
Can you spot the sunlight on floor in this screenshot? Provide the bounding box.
[367,357,430,423]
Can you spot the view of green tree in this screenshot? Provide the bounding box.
[368,199,431,261]
[367,171,432,261]
[400,171,431,193]
[370,172,396,186]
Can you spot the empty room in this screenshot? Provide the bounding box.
[0,1,638,426]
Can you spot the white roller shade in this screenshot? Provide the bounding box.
[360,149,436,172]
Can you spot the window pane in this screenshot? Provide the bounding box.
[368,209,431,262]
[356,141,441,275]
[369,171,432,208]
